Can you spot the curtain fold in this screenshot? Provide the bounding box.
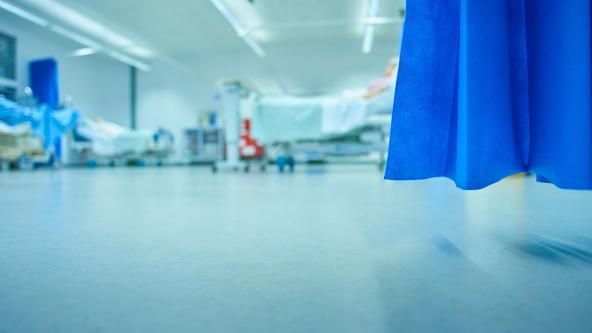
[385,0,592,190]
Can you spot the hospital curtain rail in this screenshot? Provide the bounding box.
[384,0,592,190]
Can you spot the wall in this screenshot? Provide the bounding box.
[0,12,130,126]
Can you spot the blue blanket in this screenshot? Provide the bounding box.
[385,0,591,190]
[0,96,79,150]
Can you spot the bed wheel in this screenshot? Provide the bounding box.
[378,161,385,171]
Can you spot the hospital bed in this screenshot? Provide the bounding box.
[0,95,78,169]
[63,118,175,167]
[251,88,393,171]
[0,121,46,170]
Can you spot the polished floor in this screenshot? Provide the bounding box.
[1,165,591,332]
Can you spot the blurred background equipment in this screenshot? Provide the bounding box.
[0,0,406,172]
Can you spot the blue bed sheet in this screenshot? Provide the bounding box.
[0,96,79,150]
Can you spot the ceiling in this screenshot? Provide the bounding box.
[11,0,405,60]
[4,0,405,95]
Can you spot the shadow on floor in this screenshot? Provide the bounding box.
[432,236,464,257]
[515,235,592,265]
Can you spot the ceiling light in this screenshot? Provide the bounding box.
[362,25,376,54]
[19,0,136,49]
[50,25,101,49]
[0,0,48,26]
[364,16,399,25]
[51,25,150,71]
[242,35,266,58]
[18,0,155,66]
[123,46,154,58]
[72,47,98,57]
[362,0,380,54]
[208,0,266,58]
[0,0,152,72]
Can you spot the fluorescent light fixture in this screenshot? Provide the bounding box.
[209,0,246,36]
[72,47,98,57]
[362,0,380,54]
[364,16,399,25]
[209,0,266,58]
[0,1,151,71]
[124,46,154,58]
[242,35,266,58]
[50,25,101,49]
[0,0,48,26]
[51,25,150,71]
[362,25,376,54]
[20,0,136,49]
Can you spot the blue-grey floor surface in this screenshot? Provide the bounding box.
[1,165,591,333]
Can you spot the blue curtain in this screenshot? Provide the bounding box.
[385,0,591,190]
[29,58,60,109]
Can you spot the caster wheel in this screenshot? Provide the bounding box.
[87,160,97,168]
[244,165,250,173]
[260,164,267,172]
[212,165,218,173]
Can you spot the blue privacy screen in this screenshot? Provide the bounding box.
[29,58,60,109]
[385,0,591,190]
